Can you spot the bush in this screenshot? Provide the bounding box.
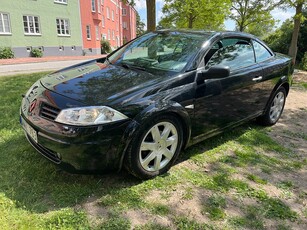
[30,48,43,58]
[301,52,307,71]
[0,47,14,59]
[101,40,111,54]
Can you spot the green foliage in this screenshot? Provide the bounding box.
[230,0,279,33]
[247,174,268,184]
[101,39,112,54]
[30,48,43,58]
[202,195,227,220]
[301,52,307,70]
[136,12,145,36]
[0,47,14,59]
[45,209,90,229]
[159,0,231,30]
[265,9,307,62]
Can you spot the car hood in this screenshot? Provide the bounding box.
[40,60,162,106]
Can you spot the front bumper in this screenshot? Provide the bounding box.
[20,83,131,173]
[20,112,130,172]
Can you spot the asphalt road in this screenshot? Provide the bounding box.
[0,59,94,77]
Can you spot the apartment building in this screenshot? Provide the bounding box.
[122,3,137,43]
[0,0,137,57]
[0,0,83,57]
[80,0,137,55]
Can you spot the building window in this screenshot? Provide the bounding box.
[95,26,99,40]
[23,15,40,35]
[112,30,115,40]
[54,0,67,4]
[123,21,127,29]
[108,29,110,40]
[56,18,70,36]
[101,0,104,5]
[91,0,96,12]
[0,12,11,34]
[97,0,101,13]
[102,33,106,40]
[111,10,114,21]
[106,7,110,19]
[102,16,105,27]
[86,25,91,40]
[122,8,127,16]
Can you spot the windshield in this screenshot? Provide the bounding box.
[108,32,208,74]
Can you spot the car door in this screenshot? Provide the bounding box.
[191,37,265,140]
[251,39,280,106]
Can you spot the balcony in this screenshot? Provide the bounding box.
[92,12,101,22]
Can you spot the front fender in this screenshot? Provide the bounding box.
[117,100,191,171]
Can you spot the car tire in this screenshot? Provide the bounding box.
[257,87,287,126]
[124,115,183,179]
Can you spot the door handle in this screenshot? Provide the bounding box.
[252,76,263,81]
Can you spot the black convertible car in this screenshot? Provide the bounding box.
[20,30,293,179]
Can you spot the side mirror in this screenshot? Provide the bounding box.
[197,66,230,82]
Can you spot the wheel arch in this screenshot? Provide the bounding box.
[117,101,191,171]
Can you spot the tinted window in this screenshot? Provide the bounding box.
[253,40,272,62]
[207,43,255,70]
[109,32,207,73]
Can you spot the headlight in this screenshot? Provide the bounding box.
[55,106,128,125]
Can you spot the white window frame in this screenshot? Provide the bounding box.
[101,0,104,5]
[102,16,105,27]
[111,10,114,21]
[23,15,41,35]
[123,21,127,29]
[54,0,67,4]
[56,18,70,36]
[106,7,110,19]
[122,8,127,16]
[91,0,96,12]
[0,12,11,34]
[95,26,99,41]
[97,0,101,13]
[112,30,115,40]
[86,25,91,40]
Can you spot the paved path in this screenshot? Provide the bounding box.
[0,59,94,76]
[0,55,105,77]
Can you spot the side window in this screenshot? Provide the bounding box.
[206,40,255,70]
[252,40,272,62]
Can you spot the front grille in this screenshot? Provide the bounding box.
[26,134,61,164]
[40,103,60,120]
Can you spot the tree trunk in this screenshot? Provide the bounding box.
[188,13,193,28]
[288,2,303,64]
[146,0,156,32]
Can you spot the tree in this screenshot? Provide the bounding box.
[287,0,306,63]
[230,0,282,32]
[146,0,156,31]
[244,12,276,37]
[265,8,307,63]
[159,0,231,30]
[136,12,145,36]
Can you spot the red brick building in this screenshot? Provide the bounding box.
[79,0,137,55]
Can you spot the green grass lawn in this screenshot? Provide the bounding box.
[0,72,306,229]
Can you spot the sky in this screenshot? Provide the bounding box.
[134,0,296,30]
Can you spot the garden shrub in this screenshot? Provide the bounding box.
[301,52,307,71]
[30,48,43,58]
[101,40,112,54]
[0,47,14,59]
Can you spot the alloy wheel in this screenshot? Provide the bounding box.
[139,121,178,172]
[269,91,285,123]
